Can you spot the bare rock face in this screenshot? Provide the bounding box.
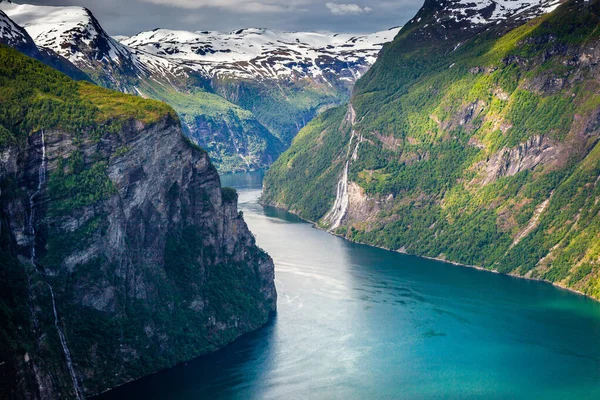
[482,135,565,185]
[0,115,276,399]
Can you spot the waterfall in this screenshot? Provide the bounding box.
[323,105,362,231]
[28,131,84,400]
[28,131,47,263]
[324,157,351,231]
[46,283,83,400]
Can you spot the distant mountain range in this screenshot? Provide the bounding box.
[0,0,399,171]
[120,27,399,83]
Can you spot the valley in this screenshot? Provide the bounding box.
[1,0,600,398]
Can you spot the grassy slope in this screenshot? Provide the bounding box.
[0,44,175,148]
[264,0,600,299]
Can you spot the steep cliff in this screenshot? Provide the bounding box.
[264,0,600,299]
[0,44,276,399]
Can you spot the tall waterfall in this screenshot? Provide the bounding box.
[28,131,84,400]
[323,105,362,231]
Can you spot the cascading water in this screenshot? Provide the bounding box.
[323,105,362,231]
[46,282,83,400]
[28,131,84,400]
[28,131,47,263]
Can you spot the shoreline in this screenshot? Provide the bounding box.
[259,199,597,303]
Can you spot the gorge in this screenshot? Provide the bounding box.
[98,171,600,400]
[1,0,600,398]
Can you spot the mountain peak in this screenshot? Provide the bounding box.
[0,8,33,50]
[409,0,563,31]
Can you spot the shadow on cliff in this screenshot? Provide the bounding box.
[93,314,278,400]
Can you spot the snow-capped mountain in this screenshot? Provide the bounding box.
[0,0,147,90]
[409,0,564,34]
[448,0,562,25]
[0,1,398,96]
[0,1,401,148]
[120,27,401,82]
[0,6,88,80]
[0,8,31,51]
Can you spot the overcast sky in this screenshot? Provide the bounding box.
[25,0,423,36]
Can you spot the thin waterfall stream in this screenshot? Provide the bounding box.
[28,131,84,400]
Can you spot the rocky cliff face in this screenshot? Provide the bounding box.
[0,45,276,399]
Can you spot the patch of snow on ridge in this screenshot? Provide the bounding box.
[0,9,28,45]
[443,0,564,26]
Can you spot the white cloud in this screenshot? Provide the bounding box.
[139,0,304,13]
[326,3,373,15]
[139,0,376,16]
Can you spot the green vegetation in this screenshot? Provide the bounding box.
[263,106,351,221]
[0,45,175,148]
[48,153,117,216]
[138,81,284,173]
[264,0,600,298]
[78,82,176,125]
[221,187,238,203]
[214,77,347,145]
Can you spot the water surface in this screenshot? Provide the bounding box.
[99,171,600,400]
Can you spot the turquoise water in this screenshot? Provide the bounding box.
[98,171,600,400]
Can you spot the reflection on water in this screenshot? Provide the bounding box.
[98,171,600,400]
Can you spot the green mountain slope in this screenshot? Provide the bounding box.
[138,82,285,172]
[264,0,600,299]
[213,77,350,145]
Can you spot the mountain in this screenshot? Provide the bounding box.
[0,7,88,81]
[0,7,34,53]
[263,0,600,300]
[0,44,276,399]
[0,0,144,89]
[0,1,283,173]
[121,27,401,144]
[0,1,397,172]
[121,27,399,82]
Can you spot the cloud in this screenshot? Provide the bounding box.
[139,0,304,13]
[326,3,372,15]
[27,0,421,36]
